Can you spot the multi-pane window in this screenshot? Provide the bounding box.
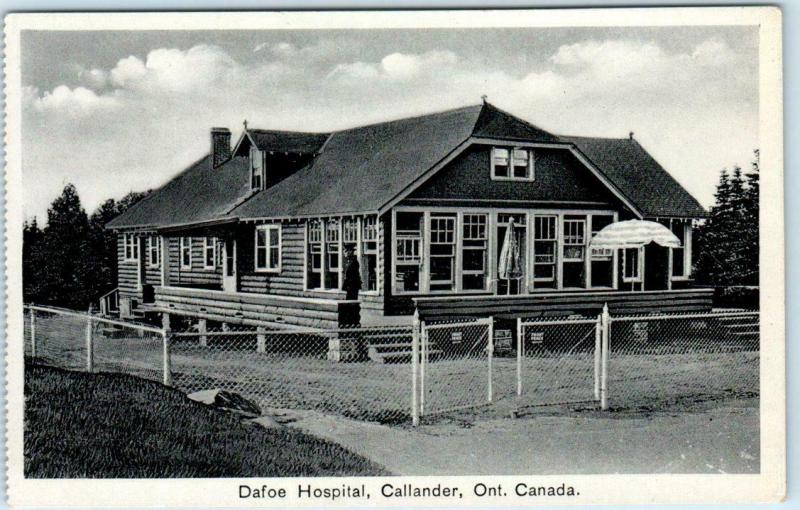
[623,247,642,281]
[429,215,456,291]
[533,215,557,286]
[203,237,217,269]
[562,219,586,261]
[307,221,323,288]
[123,233,139,261]
[255,225,281,272]
[180,237,192,269]
[325,219,341,289]
[250,146,264,190]
[343,219,358,244]
[361,216,378,291]
[492,147,534,180]
[147,235,160,268]
[462,214,488,290]
[394,212,422,292]
[670,219,688,278]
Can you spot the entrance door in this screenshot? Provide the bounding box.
[223,239,237,292]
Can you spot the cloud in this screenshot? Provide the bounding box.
[21,36,756,221]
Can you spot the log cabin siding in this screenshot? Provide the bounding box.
[117,235,140,299]
[238,222,306,296]
[166,236,222,288]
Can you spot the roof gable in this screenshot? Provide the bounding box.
[472,102,560,142]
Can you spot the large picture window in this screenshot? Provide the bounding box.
[533,215,557,289]
[394,212,422,293]
[147,235,160,268]
[255,225,281,272]
[429,214,456,291]
[462,214,488,290]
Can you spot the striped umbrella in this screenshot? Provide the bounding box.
[590,219,682,249]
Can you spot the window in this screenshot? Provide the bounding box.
[590,215,614,288]
[361,216,378,292]
[533,215,557,288]
[394,212,422,293]
[147,236,160,268]
[255,225,281,272]
[429,215,456,291]
[123,233,139,261]
[492,147,534,180]
[325,219,341,289]
[670,219,689,278]
[203,237,217,269]
[307,221,323,289]
[180,237,192,269]
[562,217,587,288]
[623,247,642,282]
[462,214,488,290]
[250,146,264,190]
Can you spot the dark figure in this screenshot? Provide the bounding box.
[343,246,362,301]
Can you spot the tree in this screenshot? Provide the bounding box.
[22,217,44,303]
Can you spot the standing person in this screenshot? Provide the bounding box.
[343,245,361,301]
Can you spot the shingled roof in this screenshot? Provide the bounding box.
[109,102,706,230]
[562,136,707,218]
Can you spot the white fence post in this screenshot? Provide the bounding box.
[198,319,208,348]
[516,317,522,396]
[256,326,266,353]
[162,330,172,386]
[487,317,494,403]
[419,320,426,416]
[411,308,420,426]
[85,312,94,373]
[594,313,602,401]
[600,303,610,410]
[29,307,37,359]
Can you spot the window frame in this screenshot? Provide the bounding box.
[123,233,139,262]
[669,218,691,280]
[428,214,457,290]
[622,246,643,283]
[146,235,160,268]
[250,146,264,191]
[533,215,558,283]
[202,237,217,270]
[255,224,282,273]
[180,237,192,270]
[461,213,488,291]
[491,147,535,182]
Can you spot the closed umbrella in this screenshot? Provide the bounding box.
[498,219,523,294]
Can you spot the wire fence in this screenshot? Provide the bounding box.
[24,303,760,425]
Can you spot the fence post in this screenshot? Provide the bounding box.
[29,307,37,359]
[516,317,522,396]
[419,320,426,416]
[487,317,494,403]
[256,326,266,353]
[600,303,610,410]
[411,308,420,426]
[85,309,94,373]
[198,319,208,347]
[162,330,172,386]
[594,313,602,401]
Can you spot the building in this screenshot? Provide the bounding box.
[106,101,710,328]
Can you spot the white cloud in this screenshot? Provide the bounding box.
[21,37,756,220]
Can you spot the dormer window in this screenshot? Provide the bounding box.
[250,146,264,190]
[491,147,534,181]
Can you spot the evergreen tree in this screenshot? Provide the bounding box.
[742,150,760,285]
[22,217,44,303]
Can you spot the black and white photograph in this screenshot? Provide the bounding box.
[4,8,785,507]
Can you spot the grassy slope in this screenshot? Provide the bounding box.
[24,364,389,477]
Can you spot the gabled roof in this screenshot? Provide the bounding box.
[106,155,252,229]
[562,136,707,218]
[109,101,706,230]
[247,129,329,154]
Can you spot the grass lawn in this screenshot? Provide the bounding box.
[24,363,389,477]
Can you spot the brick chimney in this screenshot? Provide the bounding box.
[210,127,231,168]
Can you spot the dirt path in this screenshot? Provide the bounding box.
[283,398,759,475]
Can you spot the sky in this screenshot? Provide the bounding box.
[20,26,759,222]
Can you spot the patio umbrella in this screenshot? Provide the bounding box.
[498,219,523,293]
[589,219,682,250]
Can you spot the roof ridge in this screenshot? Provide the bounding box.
[560,133,632,142]
[247,128,330,136]
[328,103,482,135]
[475,101,559,140]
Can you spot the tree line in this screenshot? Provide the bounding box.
[23,185,150,310]
[22,151,759,311]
